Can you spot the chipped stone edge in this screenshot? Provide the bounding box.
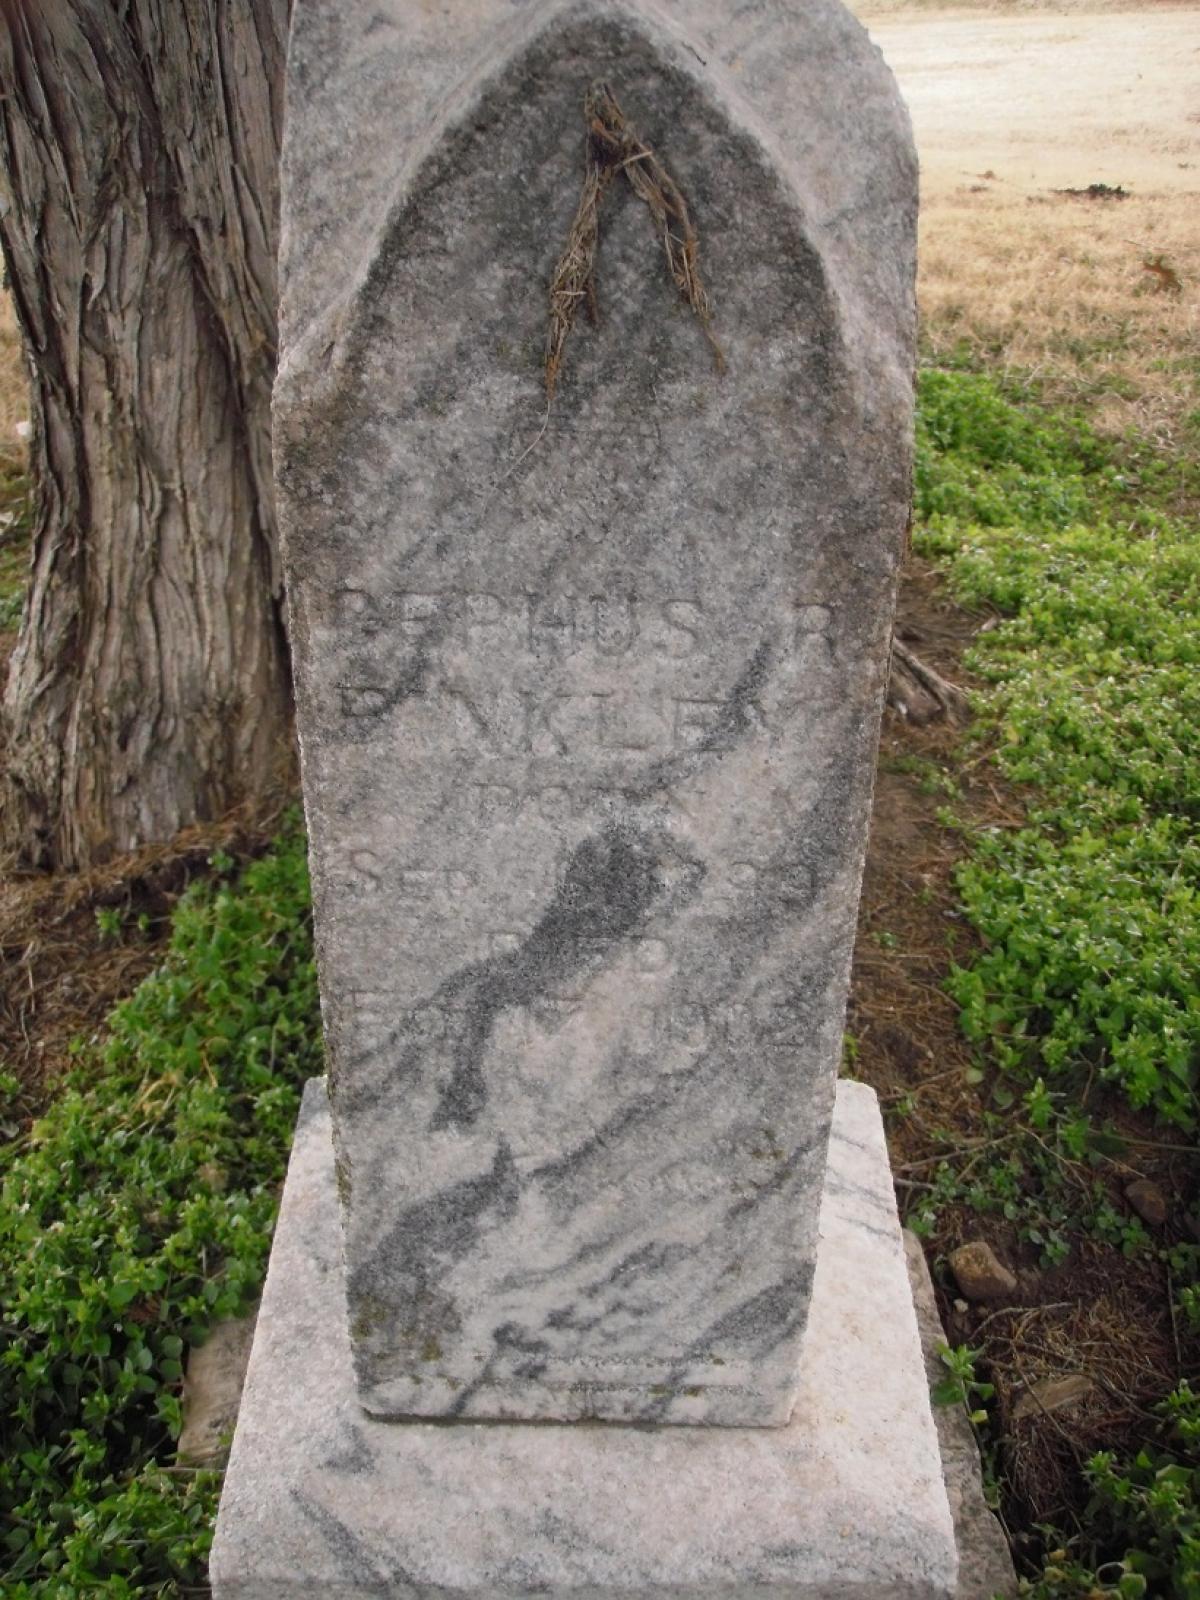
[904,1230,1018,1600]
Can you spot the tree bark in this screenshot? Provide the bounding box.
[0,0,291,869]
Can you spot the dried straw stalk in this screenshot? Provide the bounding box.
[546,81,724,399]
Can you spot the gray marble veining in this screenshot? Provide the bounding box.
[276,0,917,1423]
[210,1079,959,1598]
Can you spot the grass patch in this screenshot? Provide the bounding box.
[0,464,31,630]
[0,365,1195,1597]
[910,365,1199,1595]
[915,189,1200,448]
[0,289,29,477]
[915,368,1199,1134]
[0,820,320,1596]
[1,287,32,627]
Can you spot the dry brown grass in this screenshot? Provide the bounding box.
[0,291,28,477]
[863,6,1200,442]
[2,9,1197,449]
[919,184,1200,446]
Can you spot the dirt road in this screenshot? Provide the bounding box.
[849,8,1198,438]
[863,9,1200,196]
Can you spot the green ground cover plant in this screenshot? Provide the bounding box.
[915,369,1199,1134]
[0,821,319,1596]
[913,366,1199,1596]
[0,465,30,627]
[1,370,1196,1596]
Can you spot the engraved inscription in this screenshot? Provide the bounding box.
[335,682,771,751]
[334,588,706,658]
[331,844,814,911]
[340,986,812,1067]
[330,593,833,752]
[330,851,475,907]
[487,931,671,972]
[793,602,837,675]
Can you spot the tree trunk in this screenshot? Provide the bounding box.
[0,0,291,869]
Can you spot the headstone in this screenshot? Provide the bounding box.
[211,1080,961,1600]
[275,0,916,1427]
[213,5,975,1593]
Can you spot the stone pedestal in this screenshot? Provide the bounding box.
[211,1077,958,1599]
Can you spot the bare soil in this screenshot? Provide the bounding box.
[854,563,1194,1543]
[0,806,290,1123]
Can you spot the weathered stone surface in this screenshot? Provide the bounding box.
[1125,1178,1168,1227]
[211,1078,957,1599]
[277,0,916,1423]
[905,1232,1018,1600]
[949,1241,1019,1306]
[177,1311,258,1466]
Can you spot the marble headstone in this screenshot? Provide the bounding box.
[277,0,916,1425]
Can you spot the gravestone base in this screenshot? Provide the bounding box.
[212,1076,957,1599]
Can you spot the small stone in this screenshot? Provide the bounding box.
[949,1241,1018,1304]
[1125,1178,1168,1227]
[178,1311,258,1466]
[952,1298,970,1315]
[1012,1374,1093,1424]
